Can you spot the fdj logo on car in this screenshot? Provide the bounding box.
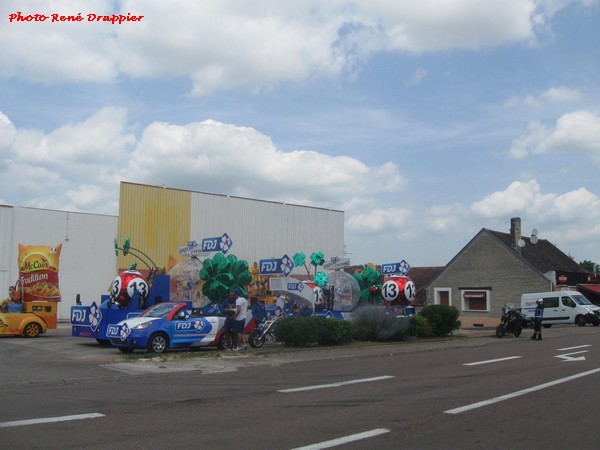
[176,318,208,332]
[107,323,131,341]
[201,233,233,254]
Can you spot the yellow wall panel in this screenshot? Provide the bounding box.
[117,182,191,273]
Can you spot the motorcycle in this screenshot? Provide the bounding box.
[496,304,532,338]
[248,313,286,348]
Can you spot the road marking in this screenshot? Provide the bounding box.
[555,351,587,362]
[0,413,105,429]
[444,367,600,415]
[463,356,522,366]
[291,428,390,450]
[557,345,591,351]
[278,375,394,393]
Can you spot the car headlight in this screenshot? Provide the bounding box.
[132,322,152,330]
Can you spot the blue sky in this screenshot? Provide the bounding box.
[1,0,599,267]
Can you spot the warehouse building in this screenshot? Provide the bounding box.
[1,182,345,320]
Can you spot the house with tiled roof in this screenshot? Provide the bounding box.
[423,217,592,328]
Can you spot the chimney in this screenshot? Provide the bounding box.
[510,217,522,253]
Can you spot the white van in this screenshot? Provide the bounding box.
[521,291,600,327]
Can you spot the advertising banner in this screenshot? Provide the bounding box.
[18,244,62,302]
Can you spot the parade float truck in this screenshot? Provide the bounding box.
[2,243,63,338]
[0,300,58,338]
[70,270,170,345]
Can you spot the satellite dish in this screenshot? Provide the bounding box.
[530,235,538,244]
[518,239,525,248]
[531,228,538,236]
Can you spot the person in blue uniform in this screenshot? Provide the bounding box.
[531,298,544,341]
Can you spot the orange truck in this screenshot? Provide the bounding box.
[0,301,58,337]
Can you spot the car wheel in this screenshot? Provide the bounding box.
[575,315,587,327]
[23,322,42,338]
[218,331,233,350]
[147,333,169,353]
[543,324,552,328]
[118,347,135,354]
[249,329,265,348]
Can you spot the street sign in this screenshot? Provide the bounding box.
[381,259,411,275]
[201,233,233,254]
[259,254,294,276]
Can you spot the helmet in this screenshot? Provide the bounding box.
[536,298,544,306]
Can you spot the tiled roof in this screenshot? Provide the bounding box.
[488,230,585,274]
[406,266,444,290]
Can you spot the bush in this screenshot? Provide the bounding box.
[418,304,461,337]
[318,319,354,346]
[351,305,410,341]
[408,315,433,338]
[274,316,356,347]
[275,316,320,346]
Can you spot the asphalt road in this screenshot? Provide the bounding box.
[2,324,600,449]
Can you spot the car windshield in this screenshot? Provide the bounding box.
[141,303,178,318]
[573,294,593,305]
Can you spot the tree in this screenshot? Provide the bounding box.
[580,260,599,274]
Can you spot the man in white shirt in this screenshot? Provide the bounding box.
[275,293,286,315]
[232,288,248,350]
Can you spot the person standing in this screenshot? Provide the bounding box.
[232,288,248,351]
[531,298,544,341]
[251,296,267,329]
[275,292,286,315]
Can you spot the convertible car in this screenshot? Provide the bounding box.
[106,301,228,353]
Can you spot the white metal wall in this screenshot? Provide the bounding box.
[0,206,15,296]
[1,206,118,320]
[190,193,345,270]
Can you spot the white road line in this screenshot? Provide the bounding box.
[463,356,522,366]
[291,428,390,450]
[278,375,395,393]
[0,413,105,428]
[445,367,600,415]
[557,345,591,351]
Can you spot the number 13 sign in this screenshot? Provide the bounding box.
[381,276,416,304]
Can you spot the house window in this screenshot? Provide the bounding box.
[461,290,490,312]
[434,288,451,306]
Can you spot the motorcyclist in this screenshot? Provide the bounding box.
[531,298,544,341]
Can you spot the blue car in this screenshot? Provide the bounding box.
[107,301,227,353]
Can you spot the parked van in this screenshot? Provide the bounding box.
[521,291,600,327]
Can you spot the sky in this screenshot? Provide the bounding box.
[1,0,599,268]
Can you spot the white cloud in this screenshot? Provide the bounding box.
[508,110,600,160]
[470,179,600,224]
[346,207,412,233]
[126,118,407,206]
[0,108,407,214]
[1,0,581,94]
[541,86,583,103]
[507,86,583,108]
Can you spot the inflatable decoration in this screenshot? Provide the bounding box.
[110,269,149,309]
[381,275,416,305]
[310,284,324,309]
[353,266,382,303]
[326,270,360,312]
[200,253,252,303]
[18,243,63,302]
[313,271,329,287]
[169,257,205,305]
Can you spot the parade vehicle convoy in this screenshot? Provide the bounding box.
[0,301,57,338]
[521,291,600,327]
[70,272,170,345]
